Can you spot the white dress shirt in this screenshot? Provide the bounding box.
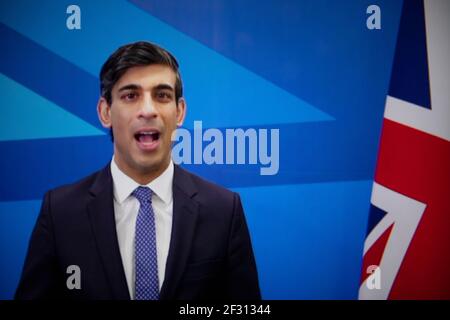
[110,156,174,300]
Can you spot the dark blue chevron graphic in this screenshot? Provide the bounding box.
[0,17,390,201]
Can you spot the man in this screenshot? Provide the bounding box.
[15,41,261,300]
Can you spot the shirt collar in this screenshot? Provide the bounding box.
[110,156,174,205]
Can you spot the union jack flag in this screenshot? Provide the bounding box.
[359,0,450,299]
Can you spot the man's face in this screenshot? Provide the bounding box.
[98,64,186,182]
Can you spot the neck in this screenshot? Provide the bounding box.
[113,156,171,185]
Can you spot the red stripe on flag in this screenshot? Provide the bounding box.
[360,224,394,285]
[374,118,450,299]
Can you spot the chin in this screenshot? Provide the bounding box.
[135,155,167,173]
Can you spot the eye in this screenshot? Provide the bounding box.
[121,92,139,101]
[155,91,173,102]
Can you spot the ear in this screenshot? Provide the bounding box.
[176,97,187,127]
[97,97,112,128]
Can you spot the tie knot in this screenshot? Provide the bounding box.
[132,186,152,204]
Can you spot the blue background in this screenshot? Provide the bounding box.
[0,0,403,299]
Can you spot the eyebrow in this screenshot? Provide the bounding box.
[153,84,175,92]
[117,83,174,92]
[117,84,141,92]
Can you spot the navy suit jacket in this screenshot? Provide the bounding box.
[15,163,261,300]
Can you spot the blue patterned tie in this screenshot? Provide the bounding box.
[133,186,159,300]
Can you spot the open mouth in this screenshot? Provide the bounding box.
[134,130,161,143]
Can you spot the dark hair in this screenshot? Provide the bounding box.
[99,41,183,141]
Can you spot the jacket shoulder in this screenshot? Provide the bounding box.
[45,165,109,210]
[174,166,238,209]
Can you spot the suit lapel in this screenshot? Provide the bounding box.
[160,165,199,300]
[87,164,130,300]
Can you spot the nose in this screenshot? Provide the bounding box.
[138,93,157,119]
